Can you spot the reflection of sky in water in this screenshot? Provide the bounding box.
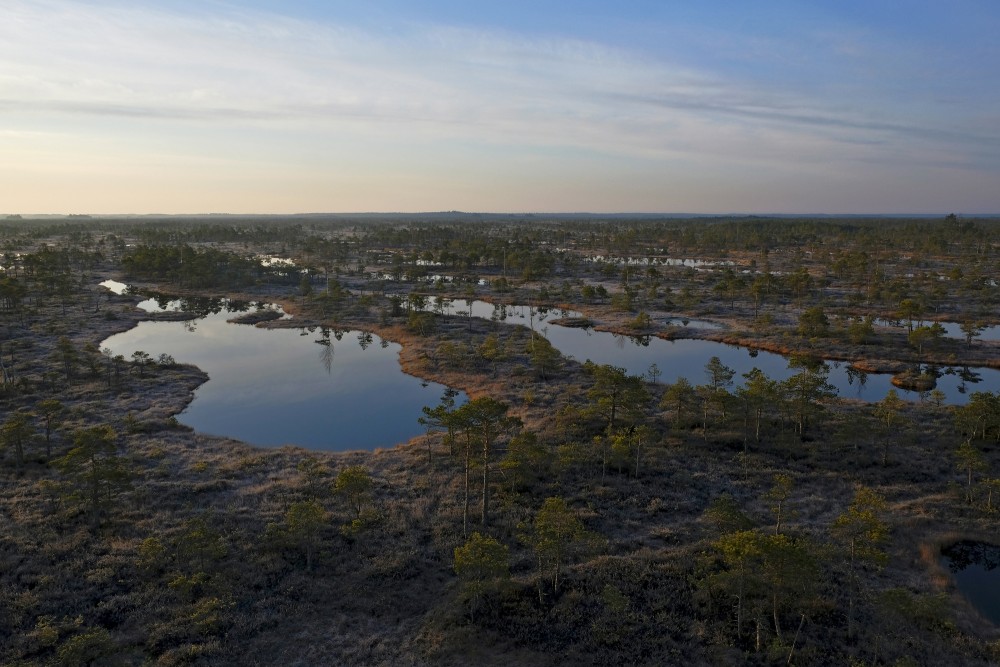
[443,299,1000,405]
[101,281,1000,442]
[100,279,129,294]
[101,303,462,450]
[664,317,723,330]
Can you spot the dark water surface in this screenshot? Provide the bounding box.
[942,541,1000,625]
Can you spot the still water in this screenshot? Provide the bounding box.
[101,285,461,450]
[433,298,1000,404]
[101,278,999,451]
[942,541,1000,625]
[876,318,1000,343]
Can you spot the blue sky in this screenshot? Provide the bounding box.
[1,0,998,214]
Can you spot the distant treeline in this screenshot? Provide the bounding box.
[122,245,301,289]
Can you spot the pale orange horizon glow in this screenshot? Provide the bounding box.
[2,1,998,216]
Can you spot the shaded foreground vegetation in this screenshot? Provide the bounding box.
[3,214,1000,665]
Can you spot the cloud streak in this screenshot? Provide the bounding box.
[1,0,997,213]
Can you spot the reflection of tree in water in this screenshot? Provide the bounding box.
[959,367,983,385]
[315,328,333,374]
[845,366,868,394]
[946,366,983,396]
[318,344,333,374]
[142,290,231,318]
[178,296,226,316]
[789,354,826,372]
[357,332,373,350]
[923,365,943,380]
[152,294,175,311]
[942,540,1000,572]
[432,296,450,314]
[612,333,649,347]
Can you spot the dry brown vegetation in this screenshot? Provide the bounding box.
[3,216,1000,665]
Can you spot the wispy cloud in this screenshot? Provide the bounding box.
[1,0,997,212]
[4,1,971,158]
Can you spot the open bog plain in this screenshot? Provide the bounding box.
[3,215,1000,665]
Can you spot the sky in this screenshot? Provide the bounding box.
[1,0,999,215]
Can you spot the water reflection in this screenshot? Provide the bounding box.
[100,297,462,450]
[845,366,869,394]
[103,279,998,419]
[434,299,1000,405]
[317,332,334,374]
[942,541,1000,625]
[664,317,723,330]
[100,280,284,319]
[100,279,128,294]
[877,318,1000,342]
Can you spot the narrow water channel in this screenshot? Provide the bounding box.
[432,298,1000,404]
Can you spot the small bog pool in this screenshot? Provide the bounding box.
[101,291,463,451]
[941,540,1000,625]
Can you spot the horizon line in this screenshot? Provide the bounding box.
[5,211,998,219]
